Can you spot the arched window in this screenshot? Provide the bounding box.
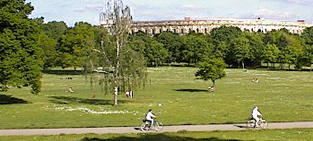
[159,29,162,34]
[196,28,199,33]
[152,29,155,35]
[205,28,208,34]
[181,29,184,34]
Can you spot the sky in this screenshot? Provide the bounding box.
[26,0,313,27]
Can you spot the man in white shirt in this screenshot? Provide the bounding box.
[146,109,156,126]
[251,106,263,127]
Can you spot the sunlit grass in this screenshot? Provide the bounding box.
[0,67,312,129]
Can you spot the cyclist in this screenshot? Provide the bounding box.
[145,109,156,126]
[251,106,263,128]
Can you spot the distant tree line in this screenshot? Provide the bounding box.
[39,22,313,70]
[1,0,313,94]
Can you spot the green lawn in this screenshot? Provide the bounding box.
[0,67,312,129]
[1,129,313,141]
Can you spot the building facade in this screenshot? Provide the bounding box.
[128,18,312,35]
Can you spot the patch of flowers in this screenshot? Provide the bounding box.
[44,106,132,115]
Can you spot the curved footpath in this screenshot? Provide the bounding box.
[0,122,313,136]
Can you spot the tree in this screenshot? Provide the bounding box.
[58,22,95,69]
[155,32,184,63]
[195,58,226,88]
[232,36,250,69]
[264,43,280,68]
[0,0,43,94]
[42,21,68,40]
[38,32,58,69]
[129,32,169,66]
[210,26,242,65]
[300,27,313,69]
[182,33,213,65]
[93,0,147,105]
[301,27,313,46]
[264,29,303,69]
[244,32,265,67]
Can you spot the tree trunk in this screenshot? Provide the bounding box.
[114,39,120,106]
[114,86,118,106]
[242,61,245,69]
[212,80,215,86]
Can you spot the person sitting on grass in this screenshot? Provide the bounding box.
[251,106,263,128]
[66,87,74,93]
[208,86,216,92]
[251,78,259,83]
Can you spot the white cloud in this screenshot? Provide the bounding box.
[254,8,295,19]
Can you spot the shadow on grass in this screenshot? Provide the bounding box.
[80,134,245,141]
[43,70,84,75]
[49,96,130,106]
[0,94,28,105]
[175,89,208,92]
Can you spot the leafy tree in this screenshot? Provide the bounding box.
[264,43,280,68]
[58,22,95,69]
[264,29,303,69]
[42,21,68,40]
[195,58,226,87]
[38,32,58,69]
[155,32,184,63]
[182,33,213,65]
[301,27,313,46]
[0,0,43,94]
[232,35,250,69]
[145,40,168,66]
[91,0,147,105]
[244,32,265,67]
[300,27,313,69]
[130,32,168,66]
[210,26,242,65]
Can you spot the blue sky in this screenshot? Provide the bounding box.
[26,0,313,27]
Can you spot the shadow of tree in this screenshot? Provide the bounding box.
[43,70,84,75]
[0,94,28,105]
[49,96,130,106]
[80,134,247,141]
[175,89,208,92]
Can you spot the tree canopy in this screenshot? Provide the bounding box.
[195,58,226,86]
[0,0,43,94]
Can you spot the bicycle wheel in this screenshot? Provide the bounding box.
[155,121,163,131]
[259,120,268,129]
[140,123,148,131]
[246,120,255,128]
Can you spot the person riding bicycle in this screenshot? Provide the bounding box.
[251,106,263,128]
[145,109,156,126]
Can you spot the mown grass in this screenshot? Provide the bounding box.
[0,67,312,129]
[1,128,313,141]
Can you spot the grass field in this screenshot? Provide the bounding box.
[0,129,313,141]
[0,67,312,129]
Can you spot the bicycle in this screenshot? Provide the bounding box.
[246,118,268,129]
[140,118,163,132]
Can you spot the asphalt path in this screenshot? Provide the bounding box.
[0,122,313,136]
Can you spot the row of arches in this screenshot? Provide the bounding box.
[131,25,304,35]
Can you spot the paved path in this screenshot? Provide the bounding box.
[0,122,313,136]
